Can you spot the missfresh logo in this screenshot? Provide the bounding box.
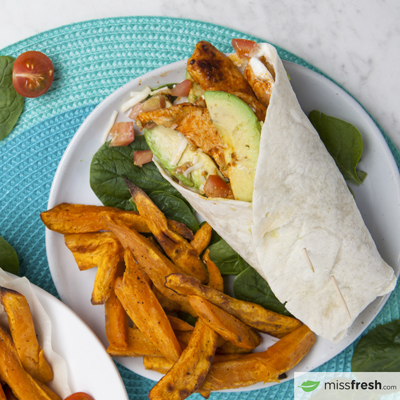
[298,381,320,392]
[294,372,400,399]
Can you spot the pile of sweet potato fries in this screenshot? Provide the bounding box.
[0,287,61,400]
[41,178,315,399]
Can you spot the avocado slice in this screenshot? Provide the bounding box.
[144,125,220,191]
[204,91,261,202]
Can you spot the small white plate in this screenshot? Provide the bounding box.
[33,282,128,399]
[46,58,400,391]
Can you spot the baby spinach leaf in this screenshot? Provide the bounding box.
[351,319,400,372]
[177,312,198,327]
[309,111,367,185]
[146,191,199,232]
[0,236,19,275]
[207,239,250,275]
[90,136,198,230]
[233,267,292,316]
[0,56,24,141]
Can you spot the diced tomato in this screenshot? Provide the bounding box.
[204,175,231,198]
[171,79,191,97]
[232,39,258,58]
[142,94,166,112]
[128,102,144,121]
[109,122,135,147]
[134,150,153,167]
[64,392,95,400]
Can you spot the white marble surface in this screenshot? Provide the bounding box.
[0,0,399,151]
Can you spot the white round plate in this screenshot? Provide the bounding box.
[46,58,400,391]
[33,282,129,399]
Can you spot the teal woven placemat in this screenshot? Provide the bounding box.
[1,16,399,400]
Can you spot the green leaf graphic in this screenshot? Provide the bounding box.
[298,380,320,392]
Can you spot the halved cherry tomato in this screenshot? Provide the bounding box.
[204,175,232,198]
[12,51,54,98]
[171,79,191,97]
[64,392,95,400]
[232,39,258,59]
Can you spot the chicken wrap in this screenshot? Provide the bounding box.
[137,40,397,342]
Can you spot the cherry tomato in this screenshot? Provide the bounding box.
[232,39,258,58]
[204,175,232,198]
[64,392,95,400]
[12,51,54,98]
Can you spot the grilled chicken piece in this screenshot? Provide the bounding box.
[243,56,275,108]
[187,41,255,97]
[231,92,266,122]
[137,104,227,171]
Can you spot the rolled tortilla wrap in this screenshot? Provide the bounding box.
[153,43,397,343]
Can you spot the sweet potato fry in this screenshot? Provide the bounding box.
[0,385,6,400]
[149,320,219,400]
[152,286,189,314]
[190,223,212,256]
[0,326,53,400]
[0,287,53,384]
[107,327,163,357]
[64,232,122,271]
[143,356,174,374]
[199,324,315,392]
[203,250,223,292]
[114,250,182,362]
[64,232,124,304]
[2,386,17,400]
[174,327,249,354]
[41,203,194,240]
[143,352,242,375]
[105,288,128,350]
[188,295,261,350]
[165,273,302,337]
[167,220,194,241]
[216,339,250,354]
[167,315,195,332]
[34,381,61,400]
[105,216,196,316]
[123,178,208,283]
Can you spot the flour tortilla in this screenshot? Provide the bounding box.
[154,43,397,342]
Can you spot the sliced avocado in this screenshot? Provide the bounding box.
[144,125,220,191]
[204,91,261,202]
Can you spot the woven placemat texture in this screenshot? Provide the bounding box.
[0,16,399,400]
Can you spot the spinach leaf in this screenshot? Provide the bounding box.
[90,136,198,230]
[351,319,400,372]
[233,267,292,316]
[208,227,222,247]
[0,56,24,141]
[207,239,250,275]
[309,111,367,185]
[0,236,19,275]
[147,191,199,232]
[177,312,198,327]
